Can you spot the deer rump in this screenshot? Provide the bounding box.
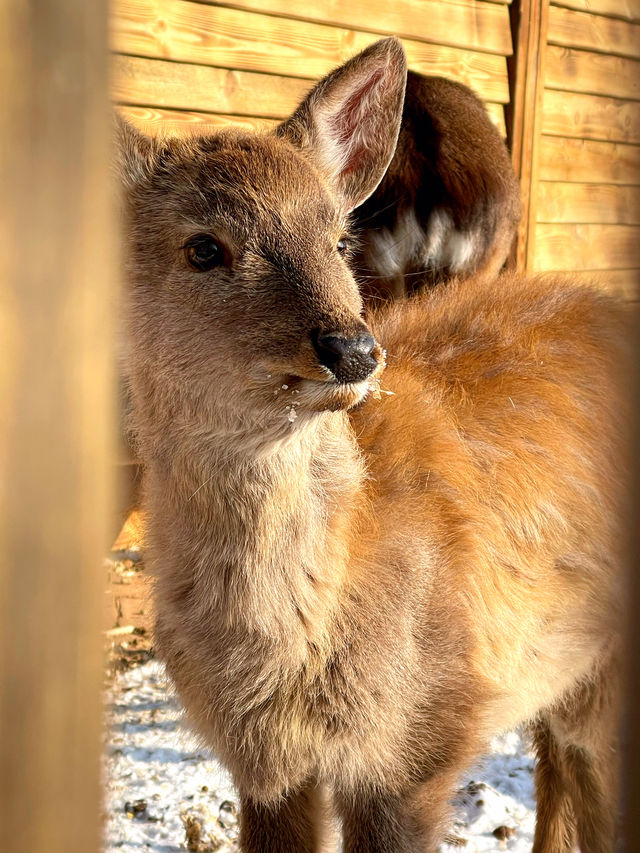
[117,38,628,853]
[350,71,521,302]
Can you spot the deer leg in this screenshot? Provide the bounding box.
[238,782,324,853]
[531,719,576,853]
[545,650,621,853]
[562,743,618,853]
[337,789,418,853]
[338,774,456,853]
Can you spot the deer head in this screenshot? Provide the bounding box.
[117,39,407,441]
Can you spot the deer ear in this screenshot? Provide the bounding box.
[276,38,407,212]
[113,111,157,189]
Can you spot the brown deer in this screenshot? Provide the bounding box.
[116,39,628,853]
[350,71,521,301]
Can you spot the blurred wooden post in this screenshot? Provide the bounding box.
[0,3,114,853]
[506,0,550,273]
[623,289,640,850]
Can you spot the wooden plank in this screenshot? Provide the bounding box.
[207,0,513,55]
[110,0,510,102]
[548,5,640,59]
[111,53,310,117]
[119,104,277,133]
[539,135,640,184]
[542,88,640,144]
[112,55,507,135]
[539,268,639,298]
[536,268,639,299]
[551,0,640,23]
[485,102,507,136]
[546,44,640,101]
[537,181,640,224]
[566,269,639,299]
[533,223,640,270]
[0,2,113,853]
[506,0,550,272]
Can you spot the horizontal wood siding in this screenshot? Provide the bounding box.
[111,0,513,136]
[196,0,513,53]
[110,1,638,297]
[110,0,510,101]
[534,223,640,270]
[112,53,507,132]
[551,0,640,21]
[539,136,640,185]
[533,2,640,298]
[548,5,640,58]
[545,44,640,100]
[119,104,276,132]
[537,182,640,224]
[542,89,640,144]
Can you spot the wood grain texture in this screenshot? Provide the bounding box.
[551,0,640,22]
[506,0,550,272]
[112,54,507,133]
[111,53,310,116]
[545,44,640,101]
[119,104,277,132]
[533,223,640,270]
[110,0,510,102]
[535,268,639,299]
[542,88,640,143]
[539,135,640,184]
[0,2,114,852]
[204,0,513,55]
[537,181,640,224]
[548,4,640,59]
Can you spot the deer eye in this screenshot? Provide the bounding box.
[183,234,224,271]
[337,237,349,254]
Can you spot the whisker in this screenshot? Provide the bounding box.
[187,473,215,502]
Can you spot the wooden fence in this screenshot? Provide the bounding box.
[109,0,640,301]
[530,0,640,298]
[0,2,115,852]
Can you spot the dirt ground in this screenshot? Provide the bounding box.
[104,510,154,679]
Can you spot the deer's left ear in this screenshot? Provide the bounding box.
[276,38,407,212]
[113,111,158,190]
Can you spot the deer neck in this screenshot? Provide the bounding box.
[147,409,363,648]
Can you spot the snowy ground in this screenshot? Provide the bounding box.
[103,661,537,852]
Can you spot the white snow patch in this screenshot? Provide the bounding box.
[104,662,537,852]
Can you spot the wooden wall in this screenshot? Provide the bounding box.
[531,0,640,298]
[1,2,114,852]
[110,0,514,137]
[110,1,639,300]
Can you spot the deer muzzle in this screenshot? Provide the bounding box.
[311,328,380,383]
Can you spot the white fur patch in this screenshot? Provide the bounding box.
[364,207,484,282]
[422,208,480,273]
[364,208,426,278]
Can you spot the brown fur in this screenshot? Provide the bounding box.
[117,39,628,852]
[351,72,521,301]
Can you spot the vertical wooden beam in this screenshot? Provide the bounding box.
[623,275,640,849]
[0,3,115,853]
[506,0,550,273]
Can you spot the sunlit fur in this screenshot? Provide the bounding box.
[118,39,629,853]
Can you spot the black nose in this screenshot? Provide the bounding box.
[312,329,379,383]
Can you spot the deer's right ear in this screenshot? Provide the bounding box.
[113,111,156,189]
[276,38,407,212]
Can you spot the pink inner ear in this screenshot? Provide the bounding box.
[333,69,386,173]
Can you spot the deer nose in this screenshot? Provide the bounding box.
[312,329,379,383]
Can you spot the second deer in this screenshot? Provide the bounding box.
[350,70,521,301]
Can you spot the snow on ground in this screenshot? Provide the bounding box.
[104,661,536,852]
